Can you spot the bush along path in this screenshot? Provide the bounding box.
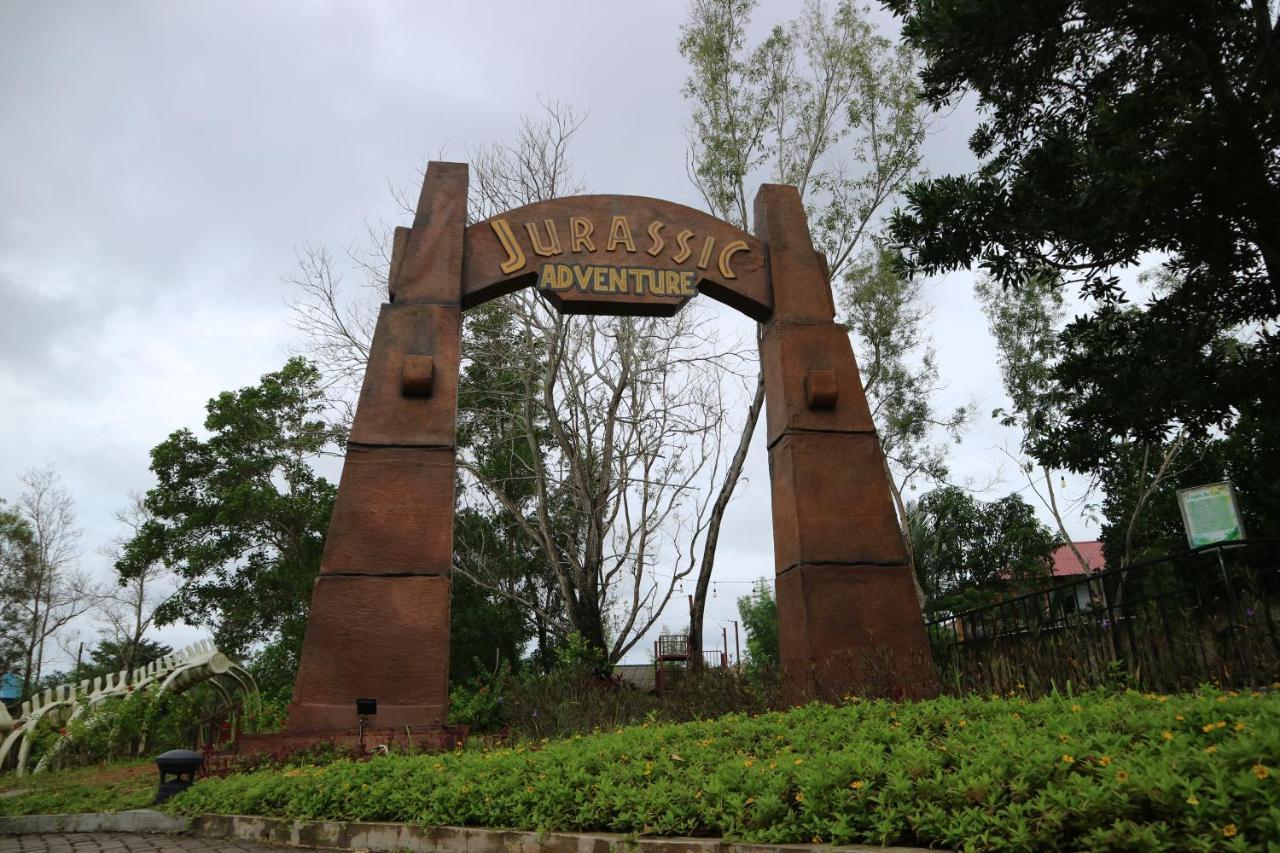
[159,688,1280,850]
[7,689,1272,849]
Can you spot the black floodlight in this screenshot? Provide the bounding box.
[356,697,377,716]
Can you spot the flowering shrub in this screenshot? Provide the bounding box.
[169,687,1280,850]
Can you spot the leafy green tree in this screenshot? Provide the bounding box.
[736,581,779,671]
[117,358,337,672]
[846,249,971,526]
[453,298,565,673]
[974,275,1101,572]
[0,501,35,677]
[887,0,1280,448]
[82,637,172,680]
[910,486,1057,616]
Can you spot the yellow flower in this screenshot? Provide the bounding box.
[1059,733,1070,742]
[794,758,804,765]
[1071,704,1082,713]
[958,719,967,727]
[1098,755,1112,767]
[743,759,754,768]
[694,790,702,800]
[1062,754,1075,765]
[794,792,805,802]
[745,796,754,805]
[1253,764,1270,780]
[1186,795,1199,806]
[1116,771,1129,781]
[1205,745,1219,754]
[1222,824,1238,838]
[850,780,864,789]
[1216,721,1227,729]
[1234,722,1247,732]
[1011,712,1021,720]
[1217,696,1228,703]
[1175,714,1184,721]
[1161,731,1174,741]
[1202,723,1216,733]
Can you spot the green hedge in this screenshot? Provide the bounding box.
[167,688,1280,850]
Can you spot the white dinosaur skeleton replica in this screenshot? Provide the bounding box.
[0,639,256,776]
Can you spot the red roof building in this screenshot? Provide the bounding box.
[1051,541,1106,577]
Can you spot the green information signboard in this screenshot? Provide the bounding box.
[1176,481,1246,549]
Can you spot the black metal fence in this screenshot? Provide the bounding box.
[928,539,1280,696]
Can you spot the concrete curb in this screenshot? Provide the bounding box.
[3,812,939,852]
[0,809,190,835]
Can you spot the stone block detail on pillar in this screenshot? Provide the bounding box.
[768,431,907,572]
[776,563,938,702]
[319,446,455,576]
[759,320,875,444]
[288,574,451,732]
[755,180,935,703]
[286,163,468,745]
[392,162,468,304]
[349,303,460,448]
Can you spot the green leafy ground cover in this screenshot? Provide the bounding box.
[0,760,154,816]
[168,689,1280,850]
[5,690,1278,850]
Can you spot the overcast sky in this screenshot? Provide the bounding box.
[1,1,1099,671]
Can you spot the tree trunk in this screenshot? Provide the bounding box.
[689,367,766,669]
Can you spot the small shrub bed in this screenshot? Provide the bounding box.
[169,688,1280,850]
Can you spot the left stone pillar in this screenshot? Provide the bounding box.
[286,162,467,734]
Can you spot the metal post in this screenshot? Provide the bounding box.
[1217,547,1241,626]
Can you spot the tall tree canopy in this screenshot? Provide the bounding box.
[117,358,337,660]
[887,0,1280,447]
[910,487,1058,616]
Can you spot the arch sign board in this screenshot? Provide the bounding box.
[280,163,936,740]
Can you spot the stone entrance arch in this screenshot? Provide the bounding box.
[284,162,935,737]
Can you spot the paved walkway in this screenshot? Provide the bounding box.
[0,835,287,853]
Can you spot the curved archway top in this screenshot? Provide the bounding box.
[461,195,772,321]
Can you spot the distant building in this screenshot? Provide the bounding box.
[1050,541,1106,612]
[1051,541,1106,576]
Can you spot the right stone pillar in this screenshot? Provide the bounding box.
[754,184,938,702]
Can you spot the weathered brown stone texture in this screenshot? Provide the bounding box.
[754,182,936,702]
[289,575,451,731]
[287,161,467,736]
